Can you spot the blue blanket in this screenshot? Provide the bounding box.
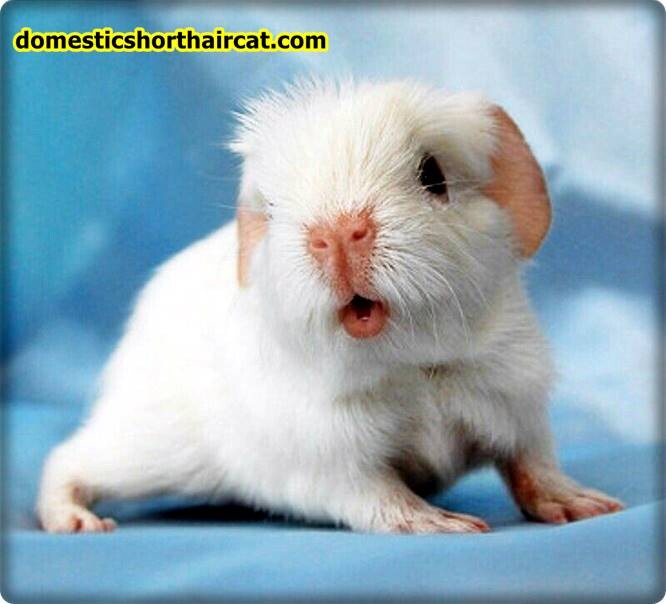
[2,1,663,601]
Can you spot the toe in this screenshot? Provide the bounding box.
[70,516,83,532]
[533,501,567,523]
[582,490,625,512]
[441,519,480,533]
[564,497,608,520]
[441,511,490,533]
[459,515,490,532]
[101,518,117,532]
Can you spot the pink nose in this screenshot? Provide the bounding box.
[307,212,377,299]
[308,213,376,266]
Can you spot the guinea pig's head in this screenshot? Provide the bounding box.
[230,79,550,365]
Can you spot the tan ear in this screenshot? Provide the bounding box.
[237,207,267,287]
[482,106,551,258]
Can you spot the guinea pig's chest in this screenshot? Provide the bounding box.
[221,362,431,468]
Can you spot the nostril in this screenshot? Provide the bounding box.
[351,226,369,242]
[310,238,329,250]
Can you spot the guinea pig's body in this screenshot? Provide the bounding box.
[38,80,622,533]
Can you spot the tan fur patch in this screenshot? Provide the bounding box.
[483,107,551,258]
[237,207,267,287]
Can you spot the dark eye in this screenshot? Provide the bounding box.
[418,154,448,198]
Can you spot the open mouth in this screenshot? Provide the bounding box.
[338,295,389,339]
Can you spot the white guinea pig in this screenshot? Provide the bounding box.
[37,79,623,534]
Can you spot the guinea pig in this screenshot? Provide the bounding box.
[37,79,623,534]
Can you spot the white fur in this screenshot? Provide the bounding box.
[37,79,617,534]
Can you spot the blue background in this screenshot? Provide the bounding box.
[1,1,663,601]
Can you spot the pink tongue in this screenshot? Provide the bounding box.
[339,296,388,339]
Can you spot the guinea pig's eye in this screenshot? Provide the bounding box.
[418,154,448,199]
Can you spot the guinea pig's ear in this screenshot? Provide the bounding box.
[482,106,551,258]
[237,207,267,287]
[236,174,267,287]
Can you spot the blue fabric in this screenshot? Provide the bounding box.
[2,1,663,601]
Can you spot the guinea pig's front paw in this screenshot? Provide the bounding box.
[39,504,117,534]
[504,458,624,524]
[374,505,490,534]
